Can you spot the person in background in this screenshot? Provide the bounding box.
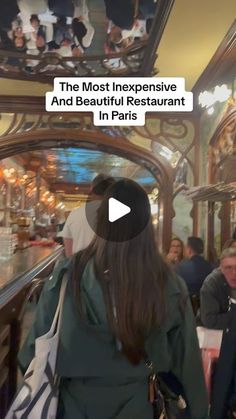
[54,210,70,245]
[48,0,74,17]
[175,236,212,296]
[51,16,72,49]
[13,27,27,50]
[61,174,114,257]
[19,179,208,419]
[210,297,236,419]
[104,0,156,30]
[17,0,48,34]
[166,237,184,265]
[200,247,236,330]
[210,239,236,417]
[73,0,95,49]
[71,18,87,50]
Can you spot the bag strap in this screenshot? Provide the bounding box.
[145,358,186,410]
[48,272,68,335]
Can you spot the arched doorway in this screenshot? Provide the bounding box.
[0,127,174,250]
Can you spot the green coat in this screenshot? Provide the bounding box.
[19,258,209,419]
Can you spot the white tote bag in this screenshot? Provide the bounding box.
[5,274,67,419]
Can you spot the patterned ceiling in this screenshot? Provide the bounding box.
[18,148,157,188]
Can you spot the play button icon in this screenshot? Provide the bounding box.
[85,177,151,242]
[108,198,131,222]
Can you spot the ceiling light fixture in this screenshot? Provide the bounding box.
[198,84,231,109]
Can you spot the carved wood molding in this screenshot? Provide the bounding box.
[0,128,174,186]
[193,19,236,95]
[140,0,175,75]
[0,126,175,247]
[0,96,198,120]
[209,104,236,147]
[0,95,46,113]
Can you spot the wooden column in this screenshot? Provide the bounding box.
[35,172,41,221]
[161,181,174,253]
[220,201,231,248]
[20,185,26,211]
[4,183,11,227]
[193,117,200,236]
[207,201,215,261]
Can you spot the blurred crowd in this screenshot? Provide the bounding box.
[0,0,157,72]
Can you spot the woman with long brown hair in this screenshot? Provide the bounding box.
[19,179,208,419]
[166,237,185,265]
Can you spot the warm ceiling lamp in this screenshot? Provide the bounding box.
[3,168,17,184]
[198,84,231,114]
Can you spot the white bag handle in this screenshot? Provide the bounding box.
[48,272,68,336]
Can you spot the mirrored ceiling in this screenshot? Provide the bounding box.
[13,148,157,190]
[0,0,162,79]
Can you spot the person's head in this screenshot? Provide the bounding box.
[185,236,204,258]
[30,14,40,29]
[120,36,134,49]
[168,238,184,261]
[15,26,23,37]
[220,248,236,288]
[57,16,67,27]
[222,239,236,250]
[75,179,170,365]
[13,32,26,50]
[90,174,114,197]
[106,3,134,29]
[72,18,87,45]
[108,26,122,45]
[36,35,46,51]
[72,45,83,57]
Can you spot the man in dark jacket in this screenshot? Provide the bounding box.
[200,247,236,330]
[204,248,236,418]
[175,236,212,296]
[104,0,156,30]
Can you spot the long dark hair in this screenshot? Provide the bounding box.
[74,179,170,364]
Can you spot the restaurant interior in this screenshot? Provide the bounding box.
[0,0,235,416]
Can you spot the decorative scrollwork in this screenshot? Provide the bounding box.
[0,42,147,83]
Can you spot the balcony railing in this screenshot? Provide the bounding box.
[0,0,174,82]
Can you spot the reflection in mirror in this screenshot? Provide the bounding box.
[175,158,188,185]
[172,192,192,244]
[0,0,172,80]
[0,149,160,244]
